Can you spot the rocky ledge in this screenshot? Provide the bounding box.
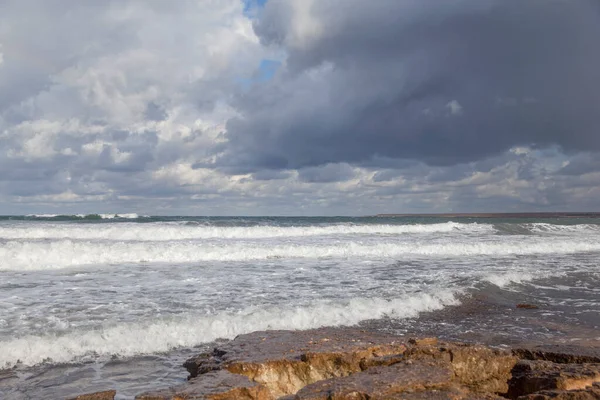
[79,328,600,400]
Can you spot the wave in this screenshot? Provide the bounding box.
[492,222,600,236]
[5,221,599,242]
[0,222,492,241]
[24,213,147,220]
[482,272,536,288]
[2,237,600,271]
[527,223,600,234]
[0,291,459,368]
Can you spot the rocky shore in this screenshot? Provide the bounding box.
[70,327,600,400]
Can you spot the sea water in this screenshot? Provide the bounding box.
[0,215,599,398]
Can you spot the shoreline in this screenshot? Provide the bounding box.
[7,287,600,399]
[72,327,600,400]
[69,294,600,399]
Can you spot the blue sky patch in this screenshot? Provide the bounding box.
[243,0,268,16]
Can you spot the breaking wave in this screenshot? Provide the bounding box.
[24,213,146,220]
[0,221,492,241]
[0,291,458,368]
[1,237,600,271]
[483,272,537,288]
[527,223,600,233]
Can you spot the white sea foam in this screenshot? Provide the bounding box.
[1,236,599,271]
[98,213,142,219]
[528,223,600,234]
[0,291,459,368]
[483,272,536,287]
[75,213,142,219]
[0,222,491,241]
[25,213,144,219]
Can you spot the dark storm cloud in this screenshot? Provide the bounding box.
[298,163,355,183]
[252,169,293,180]
[558,152,600,176]
[220,0,600,172]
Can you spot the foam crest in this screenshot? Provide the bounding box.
[0,291,458,368]
[98,213,142,219]
[483,272,536,287]
[2,237,600,271]
[0,222,491,241]
[24,213,145,220]
[528,223,600,234]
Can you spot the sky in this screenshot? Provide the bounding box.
[0,0,599,216]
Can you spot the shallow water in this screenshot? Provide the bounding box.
[1,215,599,399]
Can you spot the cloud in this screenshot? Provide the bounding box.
[558,153,600,176]
[298,163,355,183]
[446,100,463,116]
[0,0,271,212]
[0,0,599,214]
[252,169,293,181]
[221,0,600,171]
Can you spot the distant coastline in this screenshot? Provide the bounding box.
[374,212,600,218]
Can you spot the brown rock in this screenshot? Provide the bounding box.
[184,328,408,377]
[409,337,439,346]
[517,304,540,309]
[358,352,406,369]
[507,360,600,399]
[386,390,506,399]
[184,328,408,398]
[292,359,454,399]
[67,390,116,400]
[404,341,519,394]
[513,346,600,364]
[517,387,600,399]
[132,328,534,400]
[135,370,272,400]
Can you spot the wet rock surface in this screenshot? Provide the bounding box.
[181,328,409,398]
[66,390,117,400]
[288,359,455,399]
[135,370,272,400]
[72,327,600,400]
[513,346,600,365]
[507,360,600,399]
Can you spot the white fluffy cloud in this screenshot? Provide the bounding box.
[0,0,269,213]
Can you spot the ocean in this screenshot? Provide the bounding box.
[1,215,599,399]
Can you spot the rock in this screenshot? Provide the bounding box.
[129,328,600,400]
[183,328,408,398]
[291,359,454,399]
[135,369,272,400]
[507,360,600,399]
[66,390,116,400]
[181,328,518,398]
[385,390,506,399]
[513,346,600,364]
[404,341,518,394]
[409,337,439,346]
[517,386,600,399]
[517,304,540,309]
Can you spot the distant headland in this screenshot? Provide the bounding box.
[374,212,600,218]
